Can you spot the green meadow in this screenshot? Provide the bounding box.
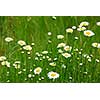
[0,16,100,83]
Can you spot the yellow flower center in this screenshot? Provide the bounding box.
[36,69,40,72]
[86,32,91,35]
[51,73,56,77]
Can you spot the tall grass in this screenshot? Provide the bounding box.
[0,16,100,83]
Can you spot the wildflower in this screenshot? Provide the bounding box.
[18,71,22,74]
[58,49,63,53]
[96,22,100,26]
[48,71,59,79]
[54,58,57,61]
[96,59,100,63]
[5,37,13,42]
[52,16,56,20]
[48,40,52,43]
[79,21,89,27]
[61,64,66,68]
[92,42,98,48]
[48,32,52,36]
[57,35,64,39]
[57,43,66,48]
[77,27,86,31]
[18,40,26,46]
[74,37,79,40]
[64,46,72,52]
[88,58,92,62]
[34,67,42,75]
[15,61,21,64]
[35,57,39,60]
[69,77,72,80]
[97,43,100,48]
[48,58,52,61]
[23,69,26,71]
[27,52,31,55]
[31,43,35,46]
[62,53,71,58]
[72,26,76,29]
[84,30,95,37]
[1,61,10,67]
[0,56,6,61]
[13,61,21,69]
[42,51,48,54]
[79,63,83,66]
[66,28,73,33]
[28,74,32,78]
[23,45,32,51]
[41,77,44,80]
[49,62,56,66]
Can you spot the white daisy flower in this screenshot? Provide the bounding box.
[52,16,56,20]
[72,26,76,29]
[77,27,86,31]
[31,43,35,46]
[18,40,26,46]
[64,46,72,51]
[97,43,100,48]
[57,35,64,39]
[62,53,71,58]
[66,28,73,33]
[0,56,6,61]
[5,37,13,42]
[28,74,32,78]
[96,22,100,26]
[57,43,66,48]
[58,49,63,54]
[92,42,98,48]
[96,59,100,63]
[74,37,79,40]
[23,45,32,51]
[79,21,89,27]
[1,61,10,67]
[48,32,52,36]
[48,71,59,79]
[49,62,56,66]
[34,67,42,75]
[84,30,95,37]
[42,51,48,54]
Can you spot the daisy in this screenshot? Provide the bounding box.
[52,16,56,20]
[84,30,95,37]
[96,22,100,26]
[42,51,48,54]
[66,28,73,33]
[5,37,13,42]
[28,74,32,78]
[77,27,86,31]
[1,61,10,67]
[57,35,64,39]
[49,62,56,66]
[0,56,6,61]
[97,43,100,48]
[48,32,52,36]
[64,46,72,51]
[18,40,26,46]
[92,43,98,48]
[57,43,66,48]
[79,21,89,27]
[62,53,71,58]
[72,26,76,29]
[58,49,63,54]
[34,67,42,75]
[48,71,59,79]
[23,45,32,51]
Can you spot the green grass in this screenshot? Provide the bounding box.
[0,16,100,83]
